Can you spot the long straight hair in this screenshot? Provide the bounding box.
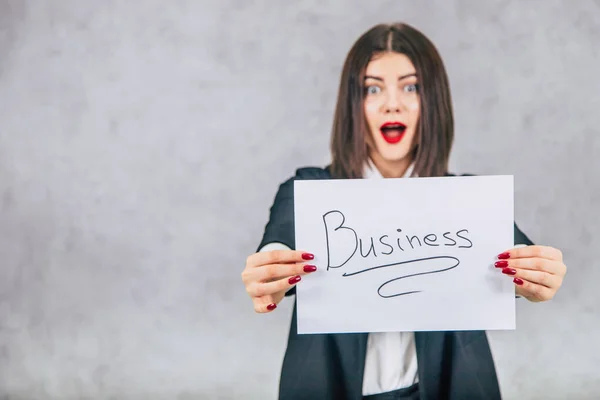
[330,23,454,179]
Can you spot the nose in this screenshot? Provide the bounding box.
[383,91,401,113]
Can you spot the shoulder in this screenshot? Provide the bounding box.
[259,165,331,249]
[277,165,331,187]
[268,165,331,201]
[293,165,332,180]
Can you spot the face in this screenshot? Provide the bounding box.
[363,52,420,175]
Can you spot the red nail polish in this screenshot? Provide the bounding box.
[494,260,508,268]
[289,275,301,284]
[302,253,314,260]
[303,265,317,272]
[498,252,510,259]
[513,278,524,285]
[502,268,517,275]
[267,303,277,311]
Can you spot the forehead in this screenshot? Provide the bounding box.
[365,52,416,77]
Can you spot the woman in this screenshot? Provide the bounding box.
[241,22,567,400]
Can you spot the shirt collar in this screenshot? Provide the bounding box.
[363,158,415,179]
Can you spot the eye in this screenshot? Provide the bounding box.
[365,85,381,95]
[403,83,419,93]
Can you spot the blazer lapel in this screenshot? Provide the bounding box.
[415,332,451,399]
[332,333,369,400]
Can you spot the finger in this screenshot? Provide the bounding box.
[495,257,564,275]
[247,275,302,298]
[253,287,288,313]
[500,267,560,289]
[258,262,318,282]
[241,262,317,285]
[498,245,562,261]
[246,249,314,268]
[253,294,278,313]
[514,278,556,302]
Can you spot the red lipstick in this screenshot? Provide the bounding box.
[380,121,406,144]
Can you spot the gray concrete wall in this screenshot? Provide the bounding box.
[0,1,598,399]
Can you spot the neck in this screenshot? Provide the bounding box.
[368,150,413,178]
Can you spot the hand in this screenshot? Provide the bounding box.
[495,245,567,302]
[241,250,317,313]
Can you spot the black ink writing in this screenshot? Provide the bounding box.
[321,210,473,298]
[322,210,357,269]
[323,210,473,269]
[456,229,473,248]
[442,232,456,246]
[359,237,377,258]
[379,235,394,255]
[396,230,404,251]
[407,235,422,249]
[423,234,439,246]
[342,256,460,298]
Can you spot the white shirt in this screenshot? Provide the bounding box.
[259,159,418,396]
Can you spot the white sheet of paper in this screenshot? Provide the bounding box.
[293,175,515,334]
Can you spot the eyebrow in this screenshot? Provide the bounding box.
[364,73,417,82]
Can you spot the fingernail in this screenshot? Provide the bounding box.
[494,260,508,268]
[303,265,317,272]
[497,252,510,259]
[267,303,277,311]
[513,278,524,285]
[502,268,517,275]
[302,253,314,260]
[289,275,301,284]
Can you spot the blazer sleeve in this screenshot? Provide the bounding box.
[256,175,297,253]
[514,222,534,246]
[256,167,329,296]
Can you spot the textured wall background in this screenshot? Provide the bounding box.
[0,1,598,399]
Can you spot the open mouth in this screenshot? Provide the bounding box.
[380,122,406,144]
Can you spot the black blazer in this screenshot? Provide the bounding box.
[257,166,533,400]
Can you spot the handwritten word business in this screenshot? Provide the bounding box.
[321,210,474,298]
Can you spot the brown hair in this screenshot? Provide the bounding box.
[329,23,454,178]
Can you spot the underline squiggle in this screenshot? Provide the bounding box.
[341,256,460,298]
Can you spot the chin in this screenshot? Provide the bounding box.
[373,143,413,163]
